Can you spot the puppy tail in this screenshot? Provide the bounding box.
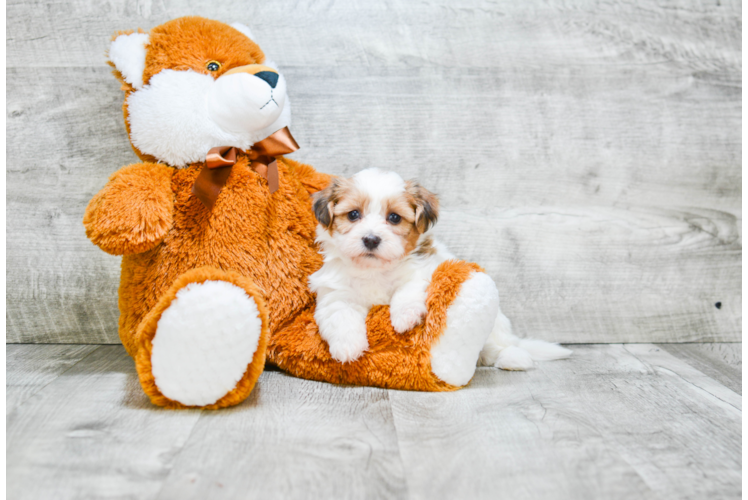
[478,312,571,370]
[517,338,573,361]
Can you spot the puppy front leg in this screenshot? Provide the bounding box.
[390,278,430,334]
[314,290,369,363]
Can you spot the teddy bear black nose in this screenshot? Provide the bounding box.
[362,235,381,251]
[254,71,279,88]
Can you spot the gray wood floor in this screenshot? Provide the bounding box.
[7,343,741,500]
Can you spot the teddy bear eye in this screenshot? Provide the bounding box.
[347,210,360,221]
[206,61,221,72]
[387,213,402,224]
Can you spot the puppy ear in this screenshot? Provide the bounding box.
[312,180,338,230]
[108,31,149,90]
[407,181,439,233]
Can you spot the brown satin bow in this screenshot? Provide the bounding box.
[192,126,300,209]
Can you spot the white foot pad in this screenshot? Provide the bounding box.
[151,280,263,406]
[430,272,500,386]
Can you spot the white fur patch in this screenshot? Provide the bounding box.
[109,33,149,90]
[313,295,369,363]
[206,71,287,133]
[150,280,263,406]
[430,272,499,386]
[495,346,534,371]
[127,69,291,166]
[479,311,572,370]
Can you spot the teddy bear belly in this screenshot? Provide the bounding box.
[117,167,322,356]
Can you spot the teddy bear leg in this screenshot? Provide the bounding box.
[133,267,269,409]
[428,270,499,386]
[267,260,498,392]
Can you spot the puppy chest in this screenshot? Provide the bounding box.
[349,274,400,306]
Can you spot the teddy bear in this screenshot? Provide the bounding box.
[83,16,524,409]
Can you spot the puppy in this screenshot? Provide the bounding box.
[309,168,571,368]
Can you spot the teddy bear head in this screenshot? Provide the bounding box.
[108,16,291,167]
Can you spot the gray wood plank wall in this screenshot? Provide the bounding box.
[6,0,741,344]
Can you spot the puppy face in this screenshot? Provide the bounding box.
[313,169,439,268]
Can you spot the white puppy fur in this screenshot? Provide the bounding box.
[309,168,572,369]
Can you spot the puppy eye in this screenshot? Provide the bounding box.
[387,213,401,224]
[347,210,360,221]
[206,61,222,72]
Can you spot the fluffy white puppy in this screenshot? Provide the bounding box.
[309,168,571,368]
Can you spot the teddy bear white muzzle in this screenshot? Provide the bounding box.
[207,69,287,134]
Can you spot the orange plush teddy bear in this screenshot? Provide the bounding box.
[84,16,545,409]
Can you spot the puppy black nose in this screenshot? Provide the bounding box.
[254,71,279,88]
[362,235,381,250]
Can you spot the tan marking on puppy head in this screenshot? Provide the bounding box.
[405,181,440,234]
[381,181,439,255]
[381,195,419,253]
[412,235,437,256]
[312,178,369,234]
[405,180,439,233]
[143,17,265,85]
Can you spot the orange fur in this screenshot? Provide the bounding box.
[268,260,484,391]
[115,156,326,359]
[87,16,490,409]
[113,18,266,162]
[144,17,265,85]
[135,267,270,409]
[83,163,174,255]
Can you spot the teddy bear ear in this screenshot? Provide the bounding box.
[230,23,279,69]
[230,23,255,42]
[108,32,149,90]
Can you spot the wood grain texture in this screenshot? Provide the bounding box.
[6,346,203,500]
[658,342,742,394]
[6,344,741,499]
[434,206,740,343]
[740,342,748,396]
[6,344,99,412]
[155,373,407,499]
[390,344,741,500]
[6,0,741,343]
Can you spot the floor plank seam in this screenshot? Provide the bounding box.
[654,366,741,412]
[385,389,414,500]
[151,408,207,500]
[8,345,103,413]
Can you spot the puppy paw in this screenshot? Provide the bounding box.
[328,334,369,363]
[494,346,534,371]
[390,301,428,334]
[319,311,369,363]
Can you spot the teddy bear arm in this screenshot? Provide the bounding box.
[83,163,175,255]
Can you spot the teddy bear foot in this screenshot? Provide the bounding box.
[135,268,269,409]
[430,271,500,386]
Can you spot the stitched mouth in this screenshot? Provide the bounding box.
[259,90,279,110]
